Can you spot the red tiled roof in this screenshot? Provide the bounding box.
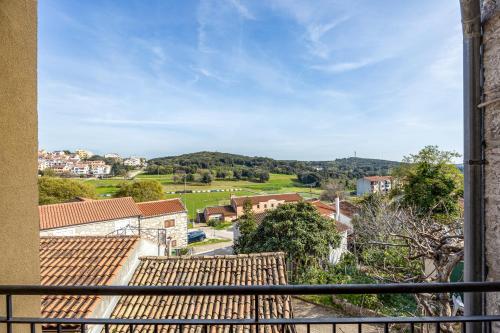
[363,176,392,182]
[204,205,237,216]
[309,200,336,217]
[310,199,358,218]
[40,236,140,319]
[137,199,186,217]
[109,253,292,333]
[39,197,142,230]
[231,193,302,206]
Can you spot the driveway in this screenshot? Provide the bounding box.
[293,298,382,333]
[189,225,234,255]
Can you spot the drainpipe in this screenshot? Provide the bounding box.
[459,1,484,332]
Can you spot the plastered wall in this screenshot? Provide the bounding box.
[0,0,41,332]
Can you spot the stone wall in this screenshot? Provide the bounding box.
[40,217,139,236]
[140,212,188,248]
[483,0,500,323]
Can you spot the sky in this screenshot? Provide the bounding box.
[38,0,464,161]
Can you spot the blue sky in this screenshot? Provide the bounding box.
[39,0,463,161]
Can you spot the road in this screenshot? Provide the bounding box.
[190,225,235,255]
[293,298,381,333]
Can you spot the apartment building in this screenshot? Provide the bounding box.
[356,176,393,196]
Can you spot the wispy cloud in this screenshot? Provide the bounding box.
[38,0,464,160]
[311,58,381,73]
[228,0,255,20]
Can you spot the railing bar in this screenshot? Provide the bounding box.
[384,322,388,333]
[436,321,440,333]
[462,322,466,333]
[105,323,110,333]
[307,323,311,333]
[30,323,35,333]
[358,323,362,333]
[57,323,62,333]
[5,295,12,333]
[410,322,414,333]
[333,323,336,333]
[80,323,86,333]
[154,323,159,333]
[130,323,134,333]
[179,324,184,333]
[2,282,500,296]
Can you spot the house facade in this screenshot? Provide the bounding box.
[201,193,302,223]
[230,193,303,217]
[136,199,189,248]
[356,176,393,196]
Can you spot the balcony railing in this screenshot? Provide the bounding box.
[1,282,500,333]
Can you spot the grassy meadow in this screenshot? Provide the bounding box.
[78,173,321,219]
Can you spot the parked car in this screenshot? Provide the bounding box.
[188,230,206,244]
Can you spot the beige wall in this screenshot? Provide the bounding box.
[0,0,41,331]
[483,1,500,325]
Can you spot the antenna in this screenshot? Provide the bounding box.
[354,151,357,158]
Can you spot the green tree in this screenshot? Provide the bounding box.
[114,180,163,202]
[235,202,340,279]
[39,177,97,205]
[234,200,257,250]
[200,171,212,184]
[393,145,463,219]
[257,170,270,183]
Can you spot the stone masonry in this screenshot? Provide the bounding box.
[483,0,500,323]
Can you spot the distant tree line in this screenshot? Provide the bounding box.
[146,152,401,187]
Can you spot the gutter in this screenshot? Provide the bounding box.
[459,1,485,333]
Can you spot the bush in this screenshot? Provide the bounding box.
[39,177,97,205]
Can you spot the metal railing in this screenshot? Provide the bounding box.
[1,282,500,333]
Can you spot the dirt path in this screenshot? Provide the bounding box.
[292,298,383,333]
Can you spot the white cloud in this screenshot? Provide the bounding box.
[228,0,255,20]
[311,58,380,73]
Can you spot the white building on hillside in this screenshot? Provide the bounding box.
[356,176,393,196]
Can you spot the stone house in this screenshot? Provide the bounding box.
[136,198,189,248]
[39,197,189,248]
[39,197,143,236]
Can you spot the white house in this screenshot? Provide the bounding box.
[356,176,393,196]
[123,157,142,167]
[72,163,90,175]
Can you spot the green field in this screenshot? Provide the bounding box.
[78,173,321,219]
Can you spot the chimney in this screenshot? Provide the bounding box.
[335,197,340,221]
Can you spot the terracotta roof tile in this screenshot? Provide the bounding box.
[231,193,302,207]
[109,253,293,333]
[137,199,186,217]
[204,205,237,216]
[40,236,140,319]
[39,197,142,230]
